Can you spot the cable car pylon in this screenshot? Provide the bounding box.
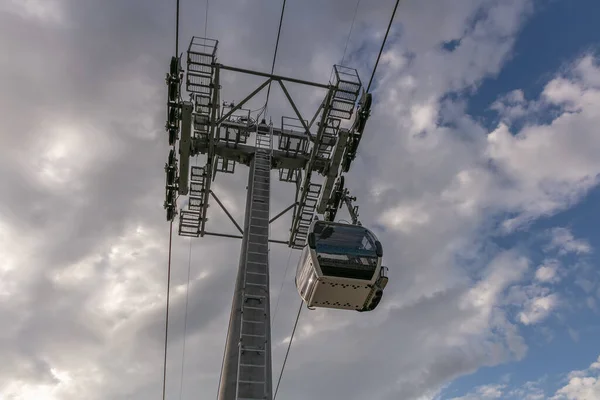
[163,35,384,399]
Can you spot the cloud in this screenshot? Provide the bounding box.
[0,0,66,24]
[449,377,549,400]
[1,0,600,400]
[552,355,600,400]
[491,89,543,123]
[546,227,593,256]
[449,356,600,400]
[439,55,600,233]
[449,383,505,399]
[535,259,561,283]
[518,293,559,325]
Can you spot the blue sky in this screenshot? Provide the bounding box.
[438,0,600,398]
[469,0,600,130]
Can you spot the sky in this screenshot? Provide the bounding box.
[1,0,600,399]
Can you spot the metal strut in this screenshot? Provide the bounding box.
[324,175,361,225]
[342,191,361,226]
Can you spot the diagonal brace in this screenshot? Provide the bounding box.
[216,79,271,125]
[209,190,243,234]
[277,80,313,140]
[269,202,297,224]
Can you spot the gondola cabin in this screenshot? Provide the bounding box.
[295,220,388,312]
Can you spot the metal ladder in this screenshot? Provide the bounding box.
[236,124,273,400]
[316,117,340,161]
[178,166,207,237]
[291,182,322,249]
[187,37,217,146]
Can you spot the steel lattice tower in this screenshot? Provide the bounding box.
[164,37,371,400]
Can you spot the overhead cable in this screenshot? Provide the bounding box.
[260,0,288,119]
[178,239,194,400]
[204,0,209,38]
[273,300,303,400]
[162,1,182,396]
[367,0,401,92]
[341,0,362,66]
[175,0,180,56]
[161,220,175,400]
[272,249,294,325]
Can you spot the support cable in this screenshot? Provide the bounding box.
[366,0,401,93]
[178,239,194,400]
[161,220,175,400]
[259,0,288,119]
[204,0,209,38]
[162,0,181,397]
[271,248,294,325]
[341,0,361,66]
[175,0,180,56]
[273,300,303,400]
[176,1,209,399]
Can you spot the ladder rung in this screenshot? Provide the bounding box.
[240,347,266,353]
[248,239,269,245]
[247,243,268,251]
[245,283,267,288]
[243,306,265,311]
[238,380,266,384]
[242,319,265,324]
[249,232,268,237]
[239,363,265,368]
[247,261,267,266]
[246,271,267,276]
[244,294,265,299]
[241,333,266,338]
[249,225,268,230]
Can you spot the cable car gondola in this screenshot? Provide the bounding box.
[295,220,388,312]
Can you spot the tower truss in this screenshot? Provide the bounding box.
[163,36,372,400]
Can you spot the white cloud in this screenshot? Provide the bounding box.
[1,0,65,24]
[491,89,543,123]
[451,356,600,400]
[378,202,431,233]
[535,260,561,283]
[449,383,505,399]
[546,227,592,256]
[518,294,559,325]
[435,55,600,234]
[552,356,600,400]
